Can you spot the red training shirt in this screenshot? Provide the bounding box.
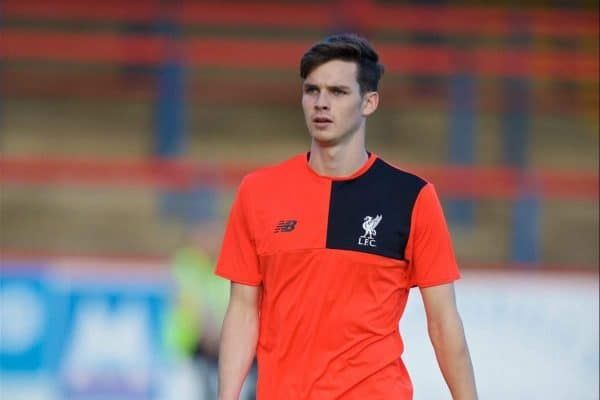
[216,153,460,399]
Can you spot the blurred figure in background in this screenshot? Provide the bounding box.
[164,223,256,399]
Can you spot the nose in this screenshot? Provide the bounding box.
[314,91,329,110]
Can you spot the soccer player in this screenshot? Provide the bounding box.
[215,33,478,399]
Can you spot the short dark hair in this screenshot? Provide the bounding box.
[300,33,384,94]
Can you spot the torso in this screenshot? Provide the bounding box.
[242,153,426,399]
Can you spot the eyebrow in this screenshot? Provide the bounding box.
[303,83,352,91]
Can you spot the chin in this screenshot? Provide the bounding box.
[310,132,340,147]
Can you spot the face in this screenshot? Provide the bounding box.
[302,60,378,147]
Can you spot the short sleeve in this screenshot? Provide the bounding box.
[215,177,262,285]
[409,183,461,288]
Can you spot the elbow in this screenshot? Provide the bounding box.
[427,322,445,348]
[427,310,465,348]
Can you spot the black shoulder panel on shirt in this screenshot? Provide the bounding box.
[326,159,427,260]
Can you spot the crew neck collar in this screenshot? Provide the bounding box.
[303,151,377,181]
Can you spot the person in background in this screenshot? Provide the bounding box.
[165,224,255,399]
[215,33,477,399]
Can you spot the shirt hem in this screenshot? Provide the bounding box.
[214,269,262,286]
[414,273,461,289]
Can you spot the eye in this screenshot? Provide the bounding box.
[304,86,318,94]
[331,88,346,96]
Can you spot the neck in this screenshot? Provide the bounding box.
[308,137,369,178]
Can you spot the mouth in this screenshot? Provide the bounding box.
[312,116,333,129]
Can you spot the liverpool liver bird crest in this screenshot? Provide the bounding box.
[361,215,382,240]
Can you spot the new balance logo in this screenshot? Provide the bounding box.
[274,219,297,233]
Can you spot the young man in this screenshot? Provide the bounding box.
[215,34,478,399]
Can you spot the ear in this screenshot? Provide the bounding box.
[361,91,379,116]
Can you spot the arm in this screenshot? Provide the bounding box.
[420,282,478,400]
[218,282,261,400]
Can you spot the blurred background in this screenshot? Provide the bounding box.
[0,1,598,399]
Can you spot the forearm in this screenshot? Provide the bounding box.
[218,301,259,400]
[428,312,477,400]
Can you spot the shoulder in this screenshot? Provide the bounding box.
[372,159,445,221]
[239,153,306,191]
[369,156,429,193]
